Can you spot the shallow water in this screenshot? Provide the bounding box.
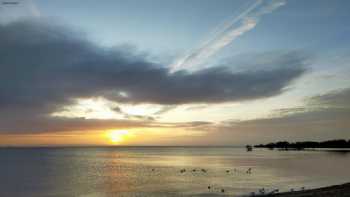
[1,147,350,196]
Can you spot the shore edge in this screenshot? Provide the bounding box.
[266,182,350,197]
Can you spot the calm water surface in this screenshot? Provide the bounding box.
[1,147,350,196]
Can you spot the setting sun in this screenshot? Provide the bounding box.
[107,130,131,144]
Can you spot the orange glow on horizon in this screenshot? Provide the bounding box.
[0,127,205,146]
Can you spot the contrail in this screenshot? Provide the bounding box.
[28,0,41,17]
[170,0,286,73]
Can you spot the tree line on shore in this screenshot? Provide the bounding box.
[254,139,350,149]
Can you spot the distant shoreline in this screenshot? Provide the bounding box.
[254,147,350,153]
[266,182,350,197]
[254,139,350,150]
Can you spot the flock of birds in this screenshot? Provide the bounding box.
[248,186,306,196]
[177,167,252,175]
[181,167,253,194]
[150,167,307,196]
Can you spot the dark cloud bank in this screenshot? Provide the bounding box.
[0,19,308,133]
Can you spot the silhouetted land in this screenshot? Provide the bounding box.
[267,183,350,197]
[254,139,350,150]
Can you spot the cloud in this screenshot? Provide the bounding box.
[0,116,151,133]
[170,0,286,72]
[115,108,156,121]
[0,113,212,134]
[0,19,307,133]
[206,88,350,144]
[308,88,350,109]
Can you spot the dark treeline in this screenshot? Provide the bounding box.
[254,139,350,150]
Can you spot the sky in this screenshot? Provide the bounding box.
[0,0,349,146]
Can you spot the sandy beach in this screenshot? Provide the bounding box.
[267,183,350,197]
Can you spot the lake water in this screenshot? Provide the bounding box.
[1,147,350,196]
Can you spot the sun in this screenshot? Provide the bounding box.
[107,130,130,144]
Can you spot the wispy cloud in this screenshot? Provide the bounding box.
[170,0,286,72]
